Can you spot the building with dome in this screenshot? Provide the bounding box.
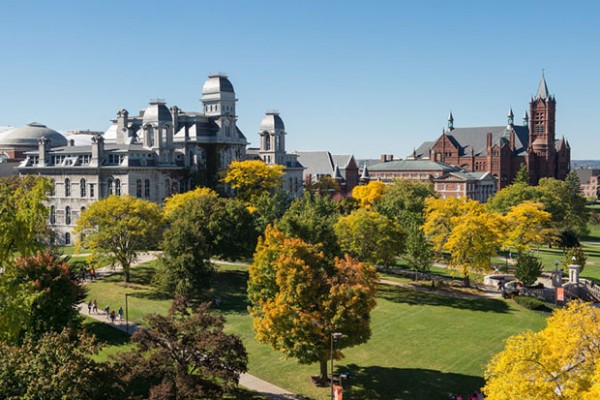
[409,75,571,189]
[17,73,250,245]
[246,111,304,197]
[0,122,68,160]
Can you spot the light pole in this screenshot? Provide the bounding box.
[330,332,342,400]
[125,293,130,334]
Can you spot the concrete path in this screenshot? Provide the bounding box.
[78,253,301,400]
[378,278,503,300]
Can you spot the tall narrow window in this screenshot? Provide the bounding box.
[65,206,72,225]
[115,179,121,196]
[64,178,71,197]
[144,179,150,198]
[50,179,55,196]
[136,180,142,198]
[90,184,95,198]
[65,232,71,245]
[50,206,56,225]
[165,179,171,197]
[80,178,86,197]
[107,178,113,195]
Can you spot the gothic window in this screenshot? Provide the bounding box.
[65,206,72,225]
[136,179,142,198]
[65,232,71,245]
[264,133,270,150]
[80,178,86,197]
[107,178,114,196]
[64,178,71,197]
[145,179,151,198]
[50,206,56,225]
[115,179,121,196]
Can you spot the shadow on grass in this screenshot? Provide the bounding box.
[377,284,510,314]
[209,270,251,314]
[84,319,130,347]
[340,364,484,400]
[131,290,172,301]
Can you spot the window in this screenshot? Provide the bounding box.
[50,206,56,225]
[65,232,71,245]
[107,178,113,195]
[115,179,121,196]
[65,178,71,197]
[144,179,150,198]
[136,179,142,198]
[90,184,95,198]
[50,179,55,196]
[165,179,171,197]
[65,206,71,225]
[80,178,86,197]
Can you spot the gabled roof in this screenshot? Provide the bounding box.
[295,151,335,177]
[369,159,460,172]
[331,154,355,170]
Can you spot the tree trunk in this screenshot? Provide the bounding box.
[124,263,131,283]
[319,359,328,381]
[464,275,470,288]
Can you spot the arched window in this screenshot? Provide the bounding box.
[107,178,113,196]
[165,179,171,197]
[115,179,121,196]
[64,178,71,197]
[144,179,151,198]
[50,179,55,196]
[65,232,71,245]
[80,178,86,197]
[264,133,270,150]
[50,206,56,225]
[80,206,86,216]
[136,179,142,198]
[65,206,72,225]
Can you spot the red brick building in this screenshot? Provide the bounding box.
[410,75,570,188]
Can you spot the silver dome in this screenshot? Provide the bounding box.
[142,100,172,125]
[202,73,235,95]
[0,123,67,147]
[260,111,285,132]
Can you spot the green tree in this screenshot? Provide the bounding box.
[514,253,544,286]
[306,175,341,195]
[0,329,122,399]
[278,192,342,260]
[74,195,163,282]
[563,246,587,273]
[513,163,529,185]
[223,160,284,203]
[0,176,52,268]
[251,189,291,234]
[403,216,434,279]
[0,251,86,343]
[375,179,437,224]
[117,298,247,400]
[248,226,377,380]
[486,182,538,214]
[538,177,589,238]
[334,208,405,266]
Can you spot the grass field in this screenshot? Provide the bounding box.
[86,261,547,399]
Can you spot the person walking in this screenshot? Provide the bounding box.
[92,299,98,313]
[87,300,92,314]
[118,307,124,323]
[104,305,110,319]
[110,310,116,324]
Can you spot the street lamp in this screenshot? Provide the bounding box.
[330,332,342,400]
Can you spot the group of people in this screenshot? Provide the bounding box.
[86,299,124,324]
[449,390,484,400]
[78,264,97,282]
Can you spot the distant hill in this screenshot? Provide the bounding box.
[572,160,600,169]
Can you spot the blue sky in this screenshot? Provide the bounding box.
[1,0,598,159]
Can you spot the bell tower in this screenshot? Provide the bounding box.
[527,73,557,183]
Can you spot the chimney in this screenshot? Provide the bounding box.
[116,109,129,144]
[38,137,50,166]
[68,139,75,146]
[91,135,104,167]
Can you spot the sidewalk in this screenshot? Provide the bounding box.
[78,254,301,400]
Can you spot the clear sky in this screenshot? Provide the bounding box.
[1,0,598,159]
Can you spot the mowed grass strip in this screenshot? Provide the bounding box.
[85,260,548,399]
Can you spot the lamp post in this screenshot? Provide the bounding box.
[125,293,130,334]
[330,332,342,400]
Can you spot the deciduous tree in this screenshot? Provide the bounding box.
[334,208,405,266]
[403,216,434,279]
[248,226,377,380]
[484,301,600,399]
[375,179,436,224]
[163,187,218,219]
[514,253,544,286]
[503,201,552,252]
[351,180,386,209]
[74,195,163,282]
[223,160,284,202]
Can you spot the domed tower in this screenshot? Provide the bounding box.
[142,99,174,163]
[201,73,237,118]
[259,111,286,165]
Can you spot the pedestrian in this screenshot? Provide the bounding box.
[110,310,116,324]
[104,305,110,319]
[91,267,96,280]
[87,300,92,314]
[118,307,124,322]
[92,299,98,313]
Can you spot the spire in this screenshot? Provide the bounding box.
[523,111,529,126]
[507,107,514,125]
[333,164,343,181]
[447,111,454,131]
[535,72,549,100]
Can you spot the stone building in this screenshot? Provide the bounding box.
[295,151,359,196]
[575,169,600,200]
[432,171,497,202]
[410,75,570,188]
[17,74,250,245]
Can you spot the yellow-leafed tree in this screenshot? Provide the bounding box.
[503,201,552,253]
[248,225,377,381]
[223,160,284,202]
[163,187,218,219]
[484,301,600,400]
[351,181,386,209]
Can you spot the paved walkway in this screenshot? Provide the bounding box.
[77,252,301,400]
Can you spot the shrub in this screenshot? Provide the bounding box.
[514,295,546,311]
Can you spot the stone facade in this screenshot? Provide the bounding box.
[433,172,497,203]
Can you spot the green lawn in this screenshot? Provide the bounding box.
[87,260,547,399]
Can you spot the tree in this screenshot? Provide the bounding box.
[503,201,552,253]
[351,181,386,209]
[483,301,600,399]
[117,298,247,399]
[278,192,342,260]
[248,226,377,381]
[306,175,341,195]
[538,177,589,239]
[563,246,587,273]
[514,253,544,286]
[223,160,284,203]
[375,179,436,224]
[0,329,122,399]
[334,208,405,266]
[251,189,291,234]
[403,216,434,279]
[74,195,163,282]
[157,196,257,296]
[486,182,538,215]
[0,251,86,343]
[163,187,218,219]
[513,163,529,185]
[0,176,52,268]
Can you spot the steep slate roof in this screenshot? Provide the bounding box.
[369,159,460,172]
[295,151,335,177]
[574,169,600,184]
[535,74,550,100]
[331,155,354,169]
